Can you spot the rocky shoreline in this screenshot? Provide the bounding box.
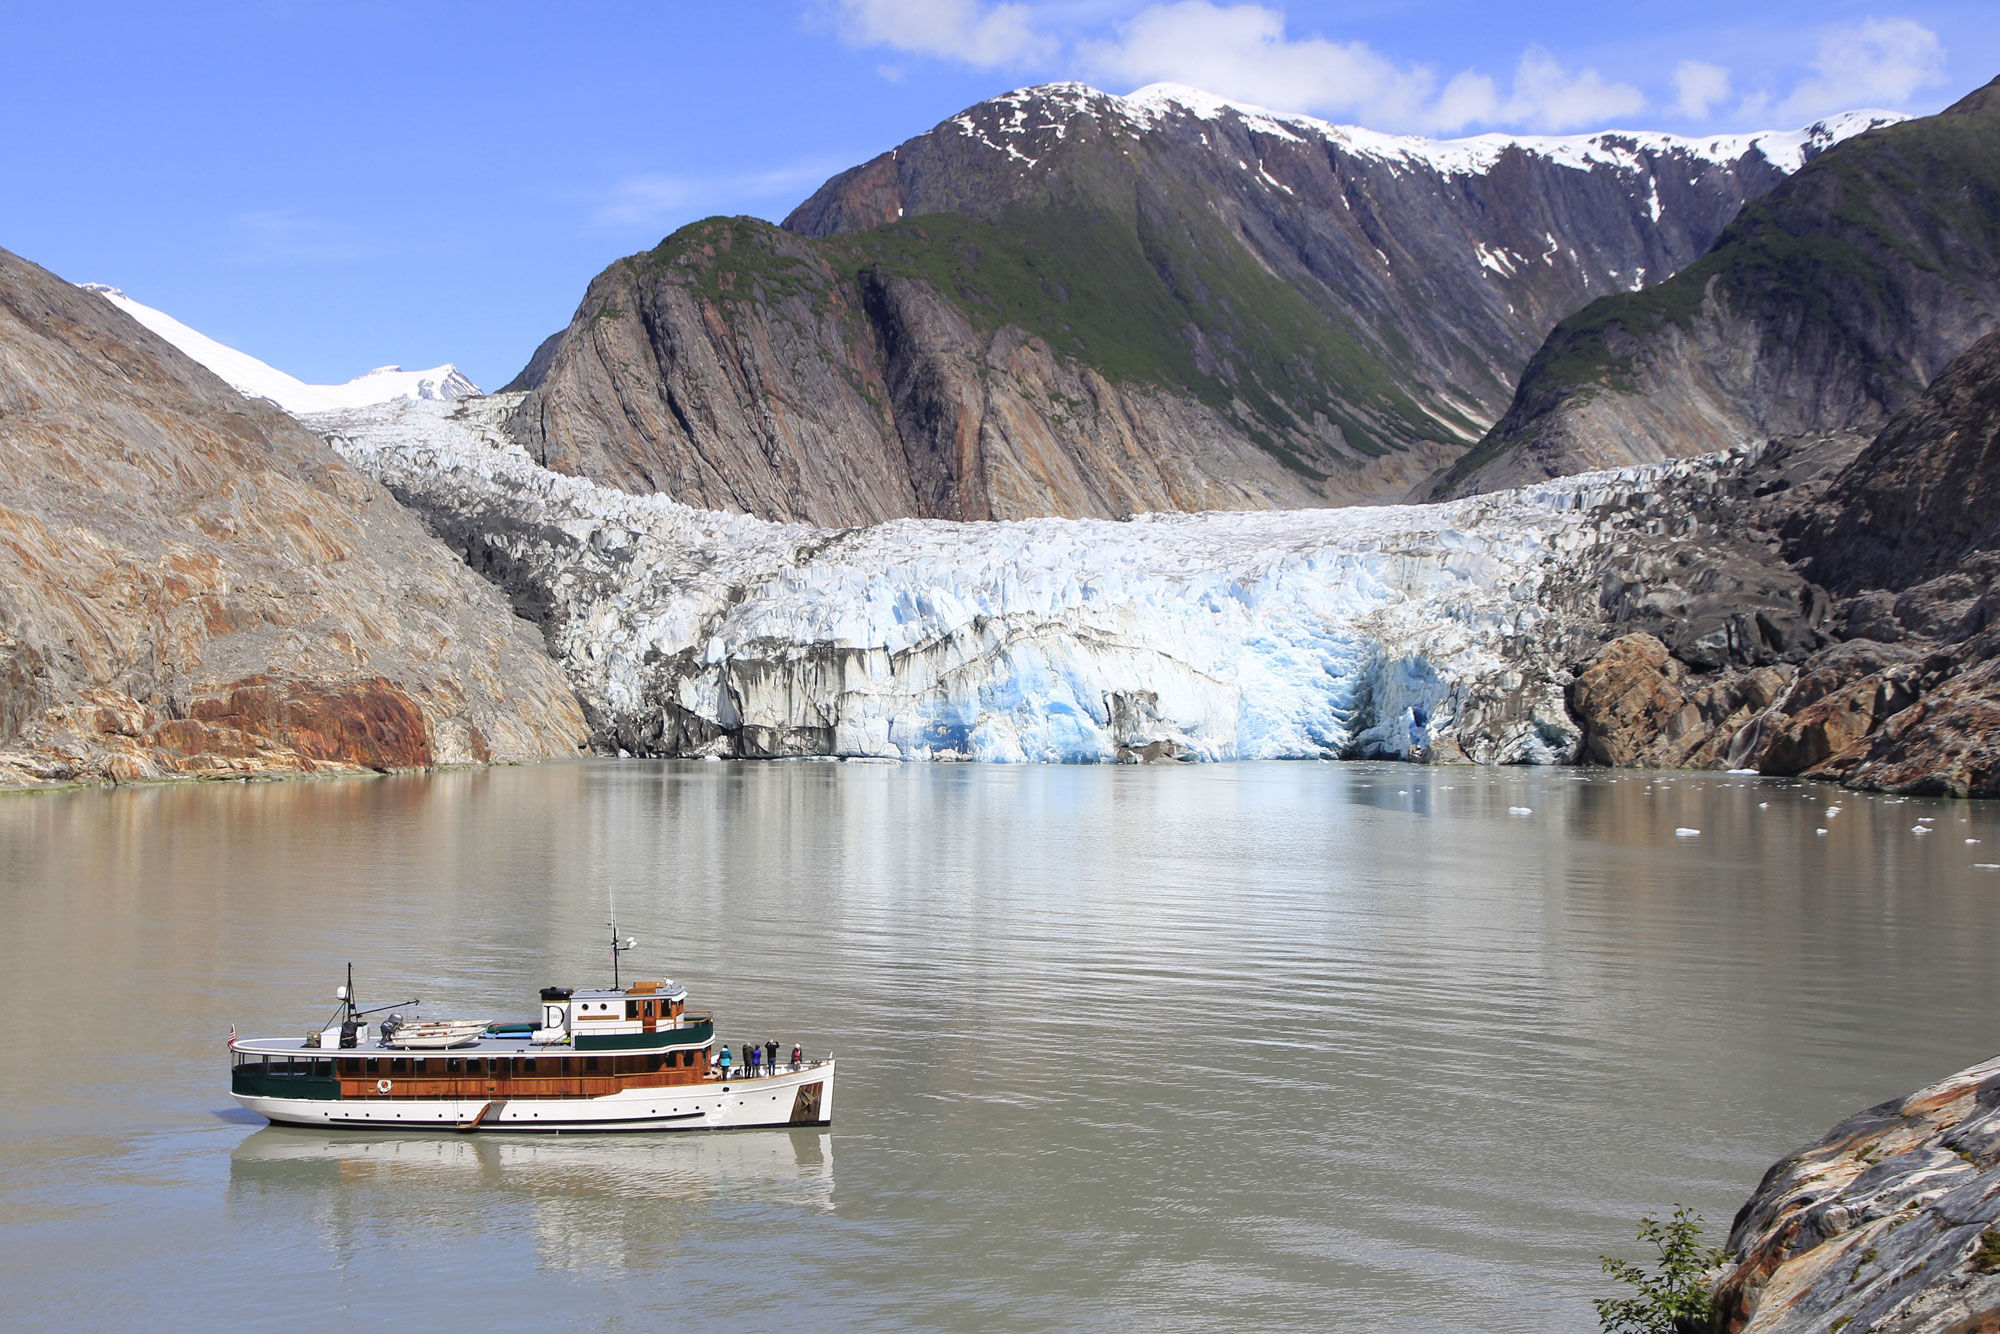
[1713,1055,2000,1332]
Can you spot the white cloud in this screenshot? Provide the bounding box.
[1778,17,1946,120]
[1673,60,1731,121]
[594,161,851,230]
[1432,70,1500,130]
[1500,46,1645,130]
[1078,5,1644,132]
[1078,1,1449,128]
[835,0,1055,68]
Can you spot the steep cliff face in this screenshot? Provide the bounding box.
[0,246,588,788]
[1714,1054,2000,1333]
[511,83,1878,526]
[1443,78,2000,497]
[1791,327,2000,595]
[1557,330,2000,796]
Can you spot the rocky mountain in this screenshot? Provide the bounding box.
[0,246,586,788]
[1713,1052,2000,1332]
[505,82,1889,526]
[1440,77,2000,497]
[1565,326,2000,796]
[80,284,480,415]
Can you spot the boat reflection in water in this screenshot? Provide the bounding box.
[228,1125,834,1274]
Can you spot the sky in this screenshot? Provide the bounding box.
[3,1,1994,391]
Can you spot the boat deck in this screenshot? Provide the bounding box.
[236,1033,586,1057]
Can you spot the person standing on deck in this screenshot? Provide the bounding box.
[718,1045,733,1077]
[792,1043,802,1068]
[749,1043,761,1076]
[765,1039,779,1071]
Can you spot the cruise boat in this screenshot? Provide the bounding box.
[228,949,835,1133]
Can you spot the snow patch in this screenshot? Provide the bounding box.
[935,81,1902,185]
[78,284,477,415]
[1474,243,1518,277]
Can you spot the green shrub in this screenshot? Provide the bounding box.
[1596,1206,1724,1334]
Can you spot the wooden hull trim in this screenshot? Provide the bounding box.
[232,1061,836,1134]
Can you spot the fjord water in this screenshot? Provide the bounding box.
[4,762,1998,1331]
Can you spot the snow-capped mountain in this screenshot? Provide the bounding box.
[507,80,1902,529]
[1443,75,2000,497]
[999,82,1898,178]
[76,284,478,415]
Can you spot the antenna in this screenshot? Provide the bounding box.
[608,890,637,990]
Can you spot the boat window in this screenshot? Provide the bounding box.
[390,1058,409,1075]
[312,1060,332,1078]
[522,1058,537,1075]
[445,1058,462,1075]
[583,1057,600,1074]
[365,1059,380,1075]
[338,1059,359,1076]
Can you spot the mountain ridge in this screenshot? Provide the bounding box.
[1437,75,2000,497]
[504,81,1886,526]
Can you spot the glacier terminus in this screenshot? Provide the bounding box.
[321,397,1763,768]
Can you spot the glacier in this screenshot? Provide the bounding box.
[319,397,1759,767]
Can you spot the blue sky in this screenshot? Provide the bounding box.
[3,1,1993,390]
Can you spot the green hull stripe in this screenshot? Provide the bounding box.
[573,1018,714,1052]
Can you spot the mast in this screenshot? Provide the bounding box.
[608,914,636,989]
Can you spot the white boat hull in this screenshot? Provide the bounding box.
[233,1061,835,1133]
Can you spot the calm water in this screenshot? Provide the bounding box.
[4,760,1999,1331]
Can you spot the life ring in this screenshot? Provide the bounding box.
[377,1078,393,1094]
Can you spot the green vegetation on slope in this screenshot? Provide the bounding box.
[1505,82,2000,404]
[1434,77,2000,496]
[613,201,1474,476]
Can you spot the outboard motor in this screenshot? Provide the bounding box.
[380,1013,403,1045]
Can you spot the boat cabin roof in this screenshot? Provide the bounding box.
[565,981,688,1003]
[230,1029,709,1058]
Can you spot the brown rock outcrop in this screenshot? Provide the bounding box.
[1714,1054,2000,1332]
[1568,632,1793,768]
[1543,322,2000,796]
[1809,655,2000,796]
[0,245,588,788]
